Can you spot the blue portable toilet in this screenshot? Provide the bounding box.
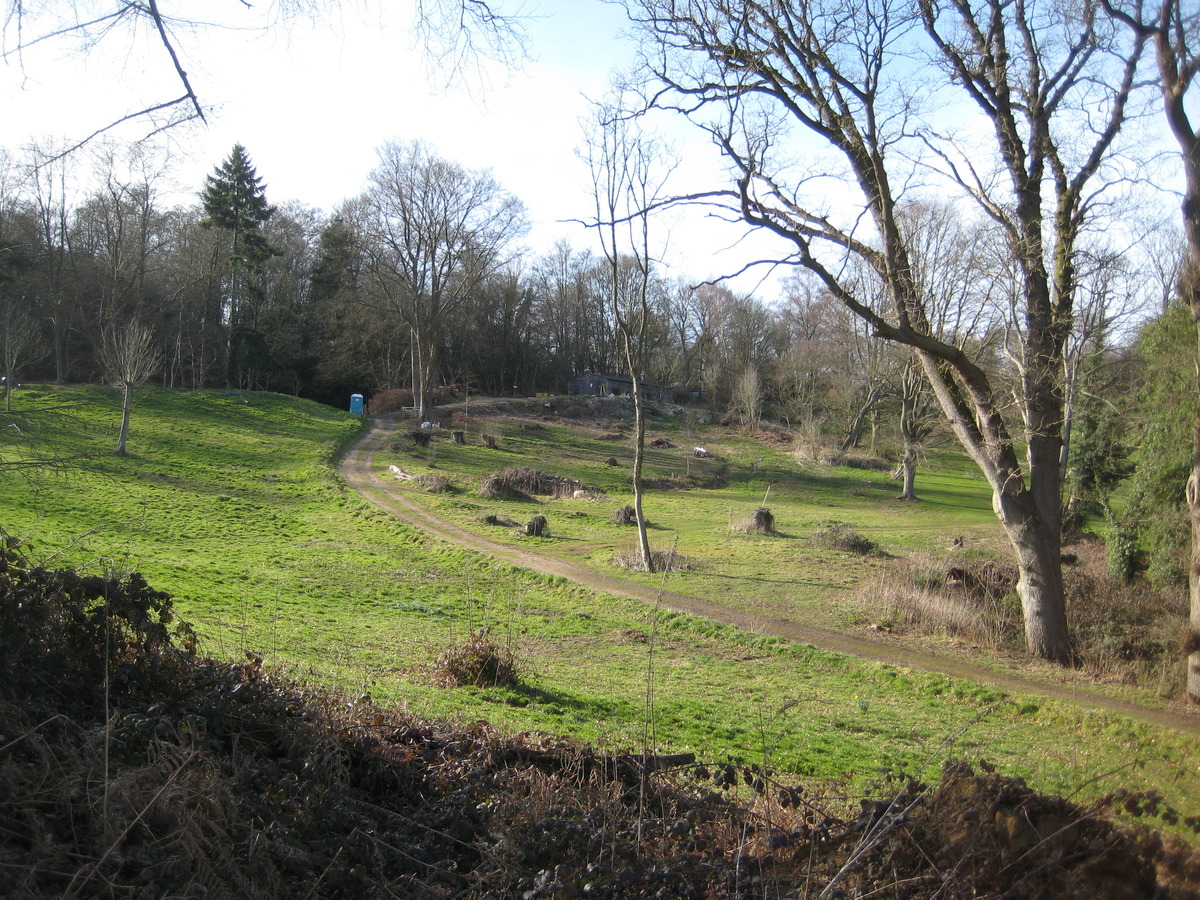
[349,393,364,415]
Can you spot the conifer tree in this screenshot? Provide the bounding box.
[199,143,277,385]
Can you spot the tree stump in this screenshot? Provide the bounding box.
[483,433,499,449]
[524,515,548,537]
[452,430,465,444]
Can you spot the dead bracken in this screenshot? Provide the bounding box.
[1,545,1197,898]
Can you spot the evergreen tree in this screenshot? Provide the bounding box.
[310,216,359,304]
[1123,302,1198,587]
[198,144,277,386]
[200,143,276,270]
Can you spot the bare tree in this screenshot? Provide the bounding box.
[731,365,763,432]
[23,145,75,383]
[629,0,1146,663]
[358,140,526,421]
[0,297,42,412]
[411,0,532,77]
[98,319,160,456]
[581,88,674,573]
[2,2,531,157]
[895,358,939,501]
[893,200,1002,496]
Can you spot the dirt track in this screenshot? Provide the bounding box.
[341,415,1200,736]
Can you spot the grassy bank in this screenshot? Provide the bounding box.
[3,384,1197,835]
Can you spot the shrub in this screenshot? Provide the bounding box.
[523,515,549,537]
[816,452,891,472]
[1105,514,1141,581]
[0,537,195,716]
[1066,541,1188,692]
[481,514,518,527]
[367,388,414,415]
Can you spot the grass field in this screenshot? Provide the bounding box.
[3,384,1198,836]
[381,404,1006,631]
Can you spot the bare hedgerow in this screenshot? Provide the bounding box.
[1063,538,1189,694]
[479,472,527,500]
[479,467,583,500]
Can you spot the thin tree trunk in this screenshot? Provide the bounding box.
[840,383,882,454]
[898,445,917,501]
[627,344,654,574]
[896,362,925,501]
[52,309,67,384]
[116,382,133,456]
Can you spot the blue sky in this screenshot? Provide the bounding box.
[6,2,1181,306]
[3,1,784,296]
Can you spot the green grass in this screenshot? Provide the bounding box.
[389,415,1005,630]
[3,385,1198,836]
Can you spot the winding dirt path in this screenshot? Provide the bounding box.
[341,415,1200,736]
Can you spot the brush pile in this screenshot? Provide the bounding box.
[479,466,584,500]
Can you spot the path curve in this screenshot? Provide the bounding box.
[341,415,1200,736]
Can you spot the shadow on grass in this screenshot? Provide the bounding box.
[484,682,635,720]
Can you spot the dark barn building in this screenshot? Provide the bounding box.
[566,373,671,402]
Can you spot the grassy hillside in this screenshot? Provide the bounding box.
[3,384,1198,834]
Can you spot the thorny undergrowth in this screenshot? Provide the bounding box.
[2,539,1198,898]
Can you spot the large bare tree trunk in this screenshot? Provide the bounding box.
[1180,103,1200,710]
[995,489,1071,662]
[1188,367,1200,703]
[919,349,1073,663]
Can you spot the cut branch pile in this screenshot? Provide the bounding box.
[479,467,583,500]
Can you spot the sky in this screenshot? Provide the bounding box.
[3,1,1189,308]
[1,1,789,298]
